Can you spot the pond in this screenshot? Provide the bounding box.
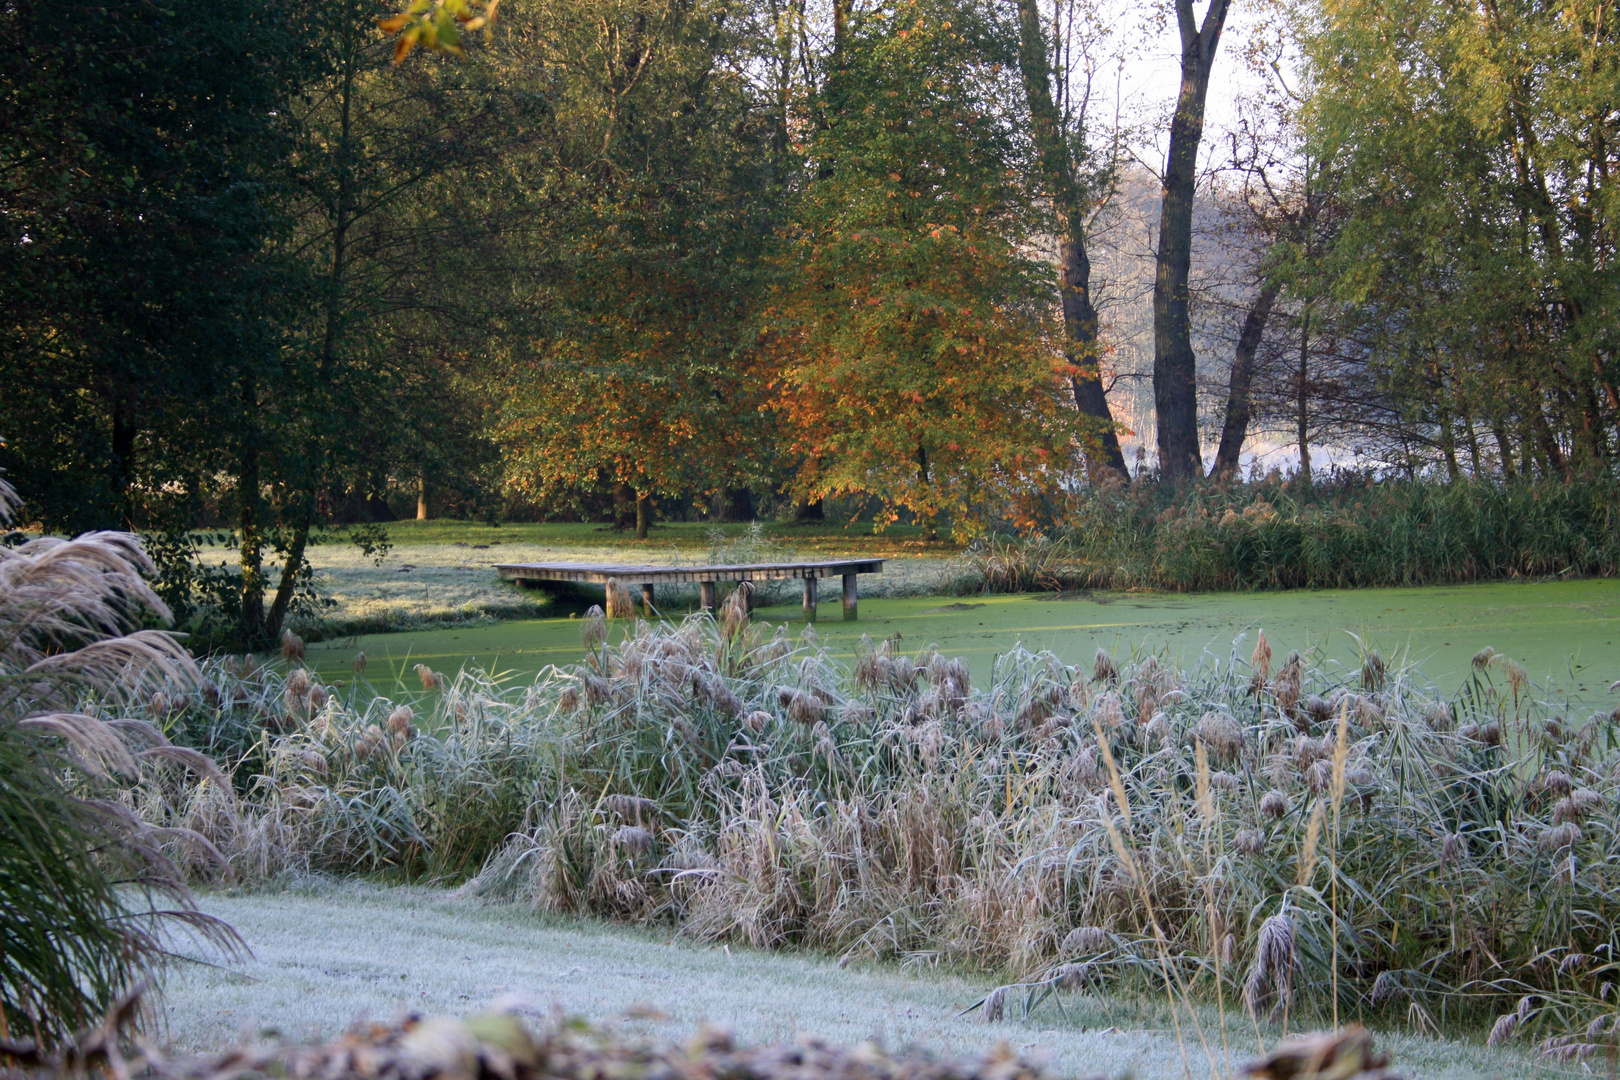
[306,577,1620,702]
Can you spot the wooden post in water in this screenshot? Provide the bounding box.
[642,583,655,615]
[803,575,817,621]
[700,581,716,612]
[842,573,858,620]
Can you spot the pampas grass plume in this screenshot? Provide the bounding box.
[280,629,305,663]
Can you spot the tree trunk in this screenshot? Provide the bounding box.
[237,376,266,647]
[916,443,939,540]
[1529,392,1570,479]
[1493,419,1516,479]
[792,497,825,523]
[1152,0,1233,481]
[721,487,754,522]
[416,475,428,520]
[1210,280,1279,479]
[266,509,313,642]
[635,493,650,539]
[1463,415,1483,477]
[1439,409,1460,480]
[1013,0,1127,478]
[111,404,138,530]
[1296,308,1311,482]
[613,483,636,530]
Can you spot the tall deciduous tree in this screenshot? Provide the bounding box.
[1307,0,1620,474]
[0,0,305,535]
[1013,0,1128,477]
[766,0,1076,535]
[1152,0,1232,479]
[488,0,782,539]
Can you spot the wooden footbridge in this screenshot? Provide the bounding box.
[494,559,884,620]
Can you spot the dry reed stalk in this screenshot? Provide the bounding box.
[1193,737,1233,1076]
[1298,799,1324,886]
[1091,715,1218,1080]
[1245,912,1299,1024]
[719,583,752,641]
[1327,696,1350,1027]
[280,630,305,663]
[581,606,607,650]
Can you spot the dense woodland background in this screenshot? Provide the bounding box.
[3,0,1618,644]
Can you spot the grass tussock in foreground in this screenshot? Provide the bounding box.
[126,607,1620,1059]
[954,475,1620,593]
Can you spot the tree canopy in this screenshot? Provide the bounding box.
[4,0,1620,643]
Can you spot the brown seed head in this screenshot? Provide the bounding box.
[581,606,608,649]
[387,704,415,737]
[280,629,306,663]
[613,825,654,855]
[1196,711,1245,761]
[1061,926,1109,955]
[1252,630,1272,681]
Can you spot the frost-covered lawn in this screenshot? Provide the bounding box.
[159,883,1543,1080]
[303,525,956,634]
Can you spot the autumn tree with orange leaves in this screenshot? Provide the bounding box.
[490,0,783,537]
[764,0,1079,537]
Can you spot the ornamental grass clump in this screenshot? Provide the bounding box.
[0,477,238,1048]
[112,604,1620,1048]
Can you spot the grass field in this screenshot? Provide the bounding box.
[303,520,956,633]
[377,519,958,554]
[158,884,1547,1080]
[306,577,1620,699]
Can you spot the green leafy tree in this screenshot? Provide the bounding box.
[488,0,784,538]
[1305,0,1620,473]
[0,0,306,534]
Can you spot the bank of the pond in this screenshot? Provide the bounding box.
[306,577,1620,698]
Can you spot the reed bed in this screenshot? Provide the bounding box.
[128,613,1620,1056]
[950,475,1620,593]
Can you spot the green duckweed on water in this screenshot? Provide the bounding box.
[307,577,1620,701]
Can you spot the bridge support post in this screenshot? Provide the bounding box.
[642,583,656,615]
[803,576,817,621]
[842,573,857,621]
[700,581,716,612]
